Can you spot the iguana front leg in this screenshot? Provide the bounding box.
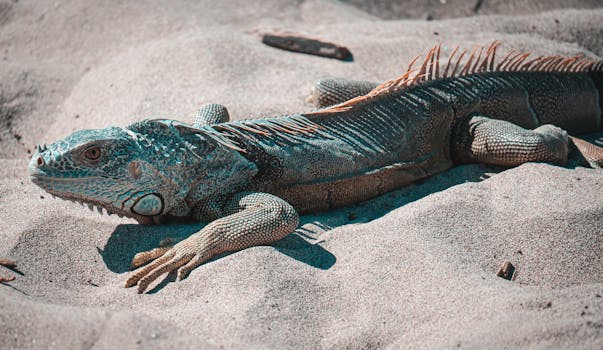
[126,192,299,293]
[192,103,230,127]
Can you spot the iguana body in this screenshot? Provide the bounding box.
[29,43,603,293]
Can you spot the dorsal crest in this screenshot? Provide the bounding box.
[308,41,603,115]
[127,116,323,154]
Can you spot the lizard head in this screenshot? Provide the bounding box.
[28,124,186,224]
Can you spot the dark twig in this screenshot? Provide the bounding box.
[0,258,16,269]
[0,275,15,283]
[261,32,352,61]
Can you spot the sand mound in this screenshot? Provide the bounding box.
[0,1,602,349]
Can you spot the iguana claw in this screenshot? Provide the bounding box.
[126,237,206,293]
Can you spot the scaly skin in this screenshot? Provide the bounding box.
[29,44,603,293]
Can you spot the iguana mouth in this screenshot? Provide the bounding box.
[29,174,159,225]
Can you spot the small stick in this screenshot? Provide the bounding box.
[261,32,352,60]
[0,275,16,283]
[0,258,17,284]
[496,261,516,281]
[0,258,16,269]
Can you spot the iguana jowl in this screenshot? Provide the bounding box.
[29,42,603,293]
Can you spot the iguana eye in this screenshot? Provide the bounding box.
[83,146,102,161]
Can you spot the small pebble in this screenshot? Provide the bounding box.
[496,261,515,280]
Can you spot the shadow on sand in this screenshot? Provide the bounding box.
[99,163,502,292]
[100,222,337,274]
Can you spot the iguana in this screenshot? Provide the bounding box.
[28,42,603,293]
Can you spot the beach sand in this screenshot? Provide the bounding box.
[0,1,602,349]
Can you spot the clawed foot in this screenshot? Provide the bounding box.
[126,236,208,293]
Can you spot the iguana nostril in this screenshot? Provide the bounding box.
[37,156,45,167]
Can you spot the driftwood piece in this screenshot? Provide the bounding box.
[0,258,19,283]
[0,258,16,269]
[261,33,352,60]
[0,275,15,283]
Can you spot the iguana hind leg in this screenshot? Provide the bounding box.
[192,103,230,127]
[307,78,377,108]
[453,115,569,166]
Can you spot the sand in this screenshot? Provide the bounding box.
[0,1,602,349]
